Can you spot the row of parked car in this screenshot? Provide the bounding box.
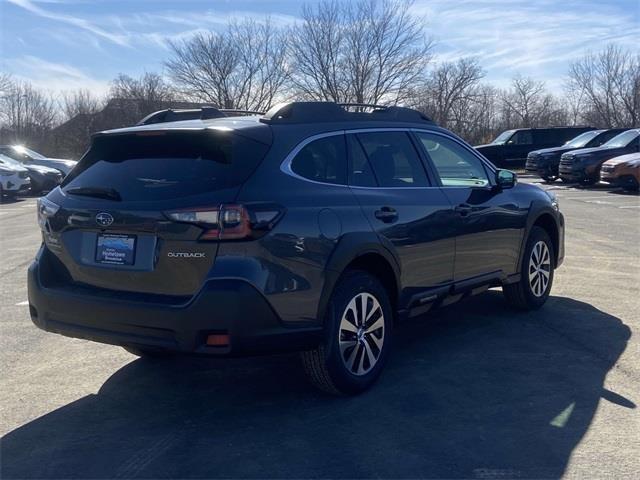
[474,126,640,191]
[535,129,639,189]
[0,145,77,201]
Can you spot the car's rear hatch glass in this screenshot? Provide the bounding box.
[62,130,269,201]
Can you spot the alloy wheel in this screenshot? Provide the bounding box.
[338,292,385,376]
[528,240,551,297]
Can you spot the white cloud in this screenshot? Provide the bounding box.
[6,55,110,95]
[411,0,640,90]
[6,0,130,46]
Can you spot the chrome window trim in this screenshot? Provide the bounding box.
[279,127,497,190]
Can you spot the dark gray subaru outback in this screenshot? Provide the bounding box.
[28,102,564,394]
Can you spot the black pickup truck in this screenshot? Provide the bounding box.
[475,127,594,168]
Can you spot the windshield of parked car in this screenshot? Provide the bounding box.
[565,130,601,148]
[7,145,47,161]
[490,130,515,145]
[603,130,639,148]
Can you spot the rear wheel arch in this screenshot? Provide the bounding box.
[344,253,399,314]
[318,235,401,326]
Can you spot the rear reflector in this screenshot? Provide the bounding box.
[206,334,230,347]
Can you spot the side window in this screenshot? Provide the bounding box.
[290,135,346,184]
[356,131,428,187]
[347,135,377,187]
[598,130,619,145]
[509,130,533,145]
[416,133,490,187]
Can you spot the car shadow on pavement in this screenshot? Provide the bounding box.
[1,292,632,479]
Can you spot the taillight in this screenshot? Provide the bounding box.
[37,197,60,232]
[165,204,282,241]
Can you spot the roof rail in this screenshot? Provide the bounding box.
[137,107,264,126]
[137,107,225,125]
[219,108,266,116]
[260,101,433,124]
[337,103,387,112]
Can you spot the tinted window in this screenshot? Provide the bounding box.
[63,131,269,201]
[347,135,376,187]
[491,130,514,145]
[508,130,533,145]
[566,130,601,147]
[356,132,428,187]
[417,133,490,187]
[291,135,346,185]
[603,130,639,148]
[595,130,625,145]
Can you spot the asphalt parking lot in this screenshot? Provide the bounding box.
[1,178,639,479]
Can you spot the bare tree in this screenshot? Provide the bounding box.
[0,79,57,147]
[166,19,289,111]
[108,72,177,124]
[60,89,105,121]
[288,0,432,104]
[500,75,555,127]
[568,45,639,127]
[448,84,499,145]
[0,73,12,99]
[418,57,484,126]
[111,73,174,108]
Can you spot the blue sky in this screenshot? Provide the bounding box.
[1,0,638,95]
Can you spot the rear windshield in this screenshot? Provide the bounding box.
[62,130,270,201]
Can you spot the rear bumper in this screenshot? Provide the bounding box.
[28,250,322,356]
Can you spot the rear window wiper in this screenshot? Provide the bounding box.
[66,186,122,201]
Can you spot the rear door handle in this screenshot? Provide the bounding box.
[454,203,473,216]
[374,206,398,223]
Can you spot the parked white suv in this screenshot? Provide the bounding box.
[0,161,31,201]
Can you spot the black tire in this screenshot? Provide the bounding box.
[301,270,393,395]
[541,175,557,183]
[503,226,555,310]
[621,176,639,192]
[123,346,175,359]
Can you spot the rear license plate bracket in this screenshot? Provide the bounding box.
[95,233,137,266]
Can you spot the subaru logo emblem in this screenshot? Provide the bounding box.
[95,212,114,227]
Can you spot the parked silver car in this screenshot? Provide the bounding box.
[0,145,77,176]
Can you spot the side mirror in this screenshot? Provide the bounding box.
[496,169,517,189]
